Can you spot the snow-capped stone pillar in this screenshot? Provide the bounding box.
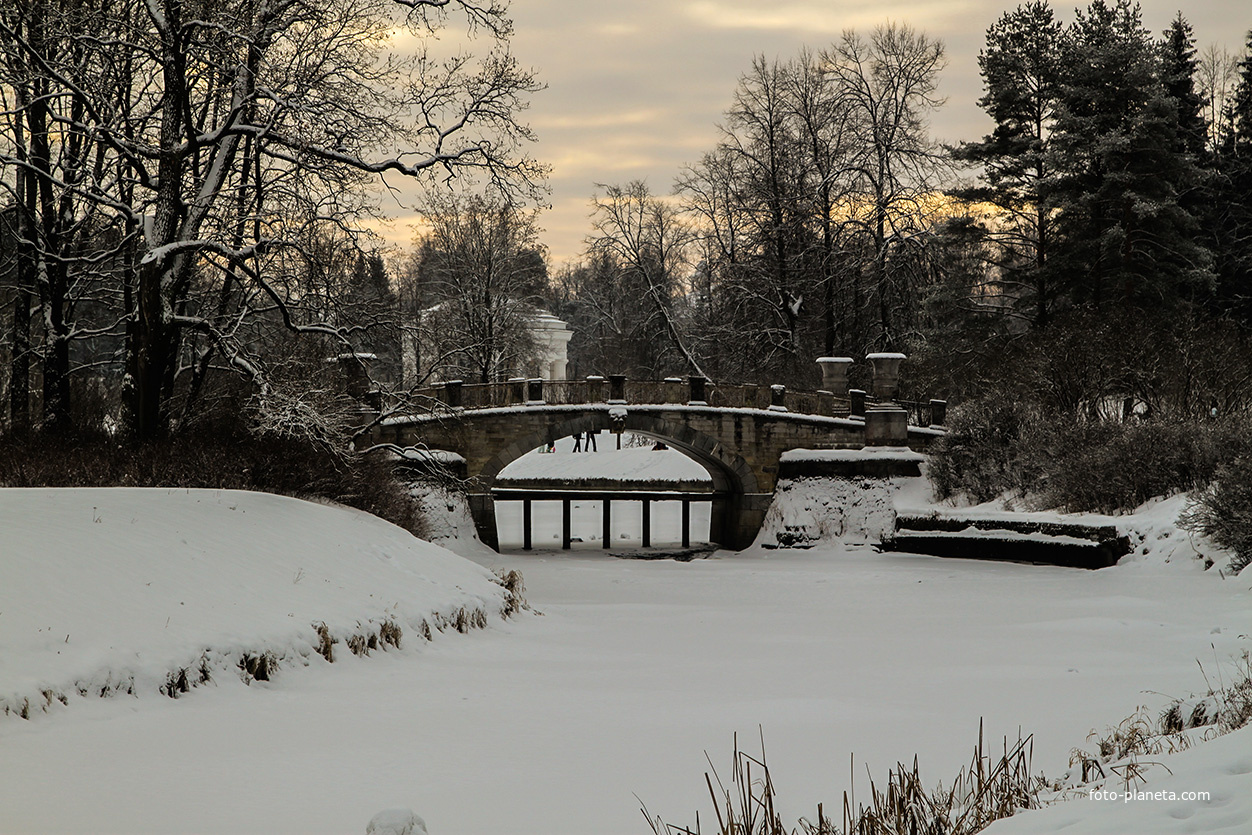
[769,384,787,412]
[664,377,684,404]
[332,353,373,401]
[526,378,544,405]
[586,375,604,403]
[442,379,463,409]
[816,356,853,396]
[866,352,906,401]
[849,388,866,418]
[688,375,708,405]
[864,406,909,446]
[507,377,527,405]
[608,374,627,404]
[929,399,947,428]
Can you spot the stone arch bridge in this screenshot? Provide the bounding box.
[368,374,945,550]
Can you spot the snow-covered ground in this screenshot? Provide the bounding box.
[2,457,1250,835]
[0,488,511,719]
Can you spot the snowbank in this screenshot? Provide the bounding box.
[0,488,513,719]
[984,724,1252,835]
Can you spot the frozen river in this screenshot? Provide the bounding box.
[4,538,1248,835]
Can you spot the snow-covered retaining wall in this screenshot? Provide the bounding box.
[754,448,924,549]
[0,488,521,720]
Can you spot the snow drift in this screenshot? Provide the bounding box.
[0,488,515,719]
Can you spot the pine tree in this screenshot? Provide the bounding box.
[953,1,1064,326]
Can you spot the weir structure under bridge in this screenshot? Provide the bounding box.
[366,356,946,551]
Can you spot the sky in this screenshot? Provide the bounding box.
[377,0,1246,266]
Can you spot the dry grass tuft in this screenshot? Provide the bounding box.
[380,618,403,649]
[494,569,529,618]
[314,622,336,662]
[644,724,1042,835]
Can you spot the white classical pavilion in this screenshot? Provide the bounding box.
[528,308,573,380]
[401,306,573,386]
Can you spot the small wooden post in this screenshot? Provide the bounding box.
[522,498,532,551]
[562,498,572,550]
[602,498,612,549]
[641,499,651,548]
[681,499,691,548]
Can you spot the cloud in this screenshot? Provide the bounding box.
[534,108,672,131]
[680,0,975,35]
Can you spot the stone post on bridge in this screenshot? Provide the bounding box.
[849,388,866,417]
[688,376,708,405]
[929,399,947,428]
[664,377,684,404]
[442,379,463,409]
[769,384,788,412]
[608,374,627,404]
[526,378,545,405]
[586,375,605,403]
[507,377,527,405]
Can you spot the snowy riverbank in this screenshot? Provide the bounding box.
[0,488,513,721]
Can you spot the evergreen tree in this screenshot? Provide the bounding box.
[1160,13,1209,159]
[953,0,1064,326]
[1046,0,1212,311]
[1213,32,1252,318]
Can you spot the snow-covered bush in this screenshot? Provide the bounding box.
[1033,419,1246,513]
[927,397,1044,504]
[930,406,1249,514]
[1181,459,1252,574]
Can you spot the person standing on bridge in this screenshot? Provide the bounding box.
[572,431,583,453]
[585,430,597,452]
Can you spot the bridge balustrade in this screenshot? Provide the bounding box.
[410,378,863,419]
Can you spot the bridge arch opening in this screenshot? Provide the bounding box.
[471,413,764,551]
[494,432,715,551]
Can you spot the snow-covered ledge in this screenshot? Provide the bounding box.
[778,446,924,478]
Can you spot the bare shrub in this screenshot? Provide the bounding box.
[1181,458,1252,574]
[928,398,1044,504]
[930,409,1249,514]
[0,426,423,536]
